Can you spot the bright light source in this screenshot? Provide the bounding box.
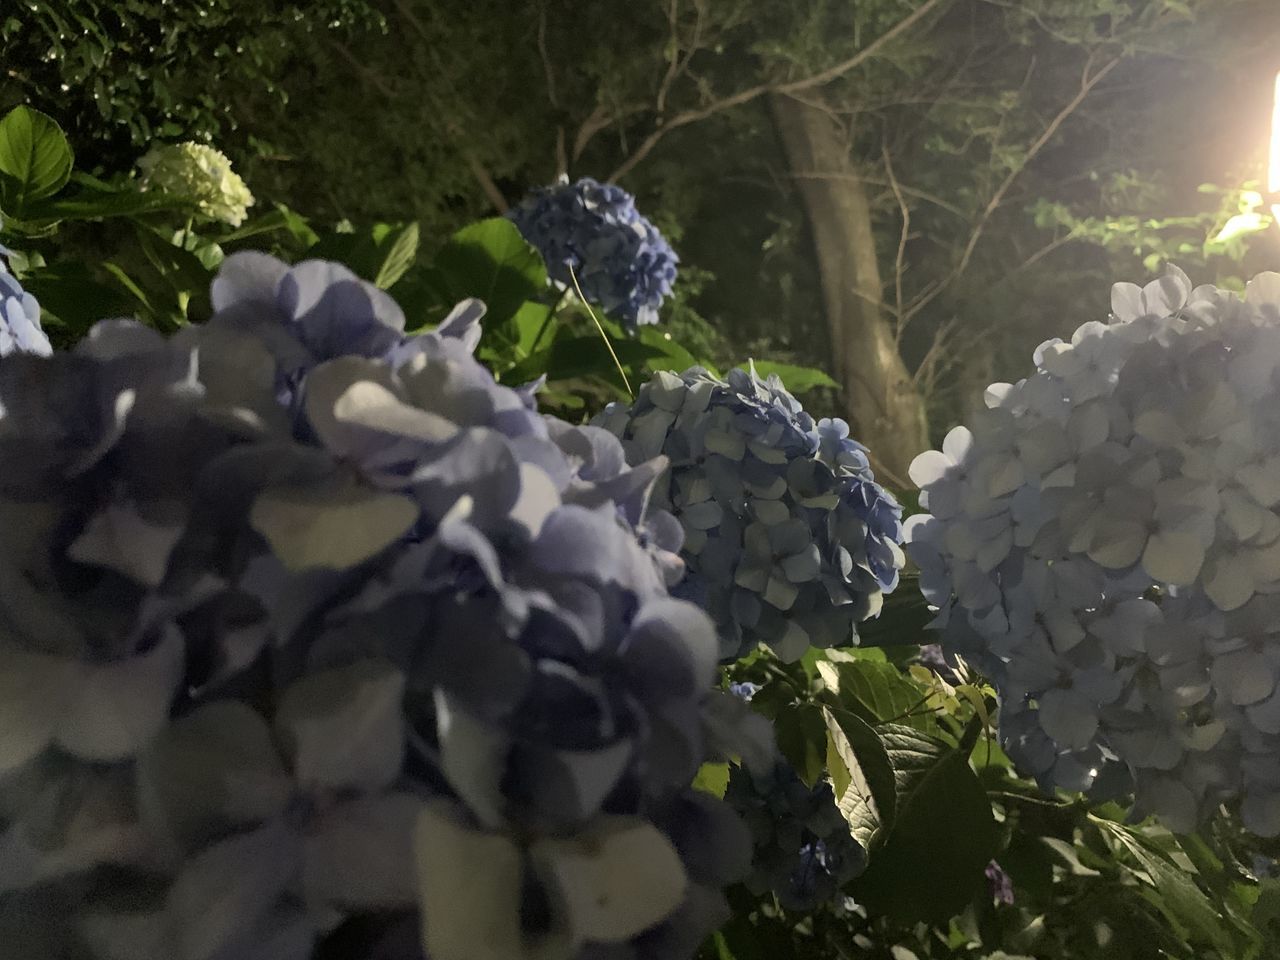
[1270,70,1280,220]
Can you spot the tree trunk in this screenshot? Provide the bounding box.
[768,93,928,488]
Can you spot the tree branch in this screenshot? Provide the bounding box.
[608,0,949,181]
[883,143,910,339]
[901,52,1121,325]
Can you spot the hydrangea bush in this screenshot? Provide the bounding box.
[139,141,255,227]
[724,760,866,912]
[905,267,1280,834]
[596,365,905,661]
[0,252,771,959]
[506,176,678,330]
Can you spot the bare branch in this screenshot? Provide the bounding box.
[608,0,949,181]
[883,143,910,340]
[787,171,967,218]
[466,153,509,213]
[901,52,1121,325]
[537,1,568,175]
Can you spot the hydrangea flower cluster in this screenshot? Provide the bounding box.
[139,141,255,227]
[506,176,678,329]
[596,365,905,662]
[905,267,1280,835]
[0,252,50,357]
[724,760,866,912]
[0,252,771,960]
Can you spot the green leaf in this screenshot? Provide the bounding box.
[823,706,895,848]
[855,575,935,646]
[1097,820,1232,952]
[431,218,547,327]
[20,263,136,339]
[23,188,188,222]
[691,762,730,799]
[0,106,73,215]
[501,335,668,389]
[775,703,827,788]
[745,360,838,394]
[373,221,420,289]
[819,659,936,732]
[850,731,997,923]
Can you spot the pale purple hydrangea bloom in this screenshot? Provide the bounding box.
[0,254,51,357]
[0,251,770,960]
[506,176,678,330]
[906,266,1280,835]
[597,365,904,662]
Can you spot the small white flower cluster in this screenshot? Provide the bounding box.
[906,267,1280,834]
[139,141,255,227]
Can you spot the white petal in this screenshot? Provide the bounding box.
[434,689,508,830]
[57,628,184,762]
[908,450,954,489]
[1037,689,1098,750]
[509,463,561,539]
[1211,650,1275,706]
[941,426,973,465]
[138,700,292,848]
[415,802,570,960]
[67,504,184,588]
[532,817,687,943]
[0,643,78,773]
[275,660,405,793]
[1239,457,1280,508]
[1142,530,1205,586]
[1111,281,1144,322]
[1203,552,1255,611]
[251,478,418,572]
[1086,518,1146,570]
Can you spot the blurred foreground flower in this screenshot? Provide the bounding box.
[597,365,904,661]
[139,141,255,226]
[507,176,678,329]
[0,252,771,960]
[907,266,1280,835]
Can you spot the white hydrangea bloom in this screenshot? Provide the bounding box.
[907,266,1280,835]
[139,141,255,227]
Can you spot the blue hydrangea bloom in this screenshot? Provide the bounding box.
[506,176,678,329]
[596,365,904,662]
[0,253,770,960]
[725,760,866,911]
[0,255,51,358]
[906,267,1280,836]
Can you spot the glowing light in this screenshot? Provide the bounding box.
[1270,70,1280,221]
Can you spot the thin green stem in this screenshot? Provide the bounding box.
[568,263,632,398]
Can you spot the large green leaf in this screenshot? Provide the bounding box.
[745,360,838,394]
[0,106,73,215]
[775,702,827,788]
[823,706,895,849]
[431,217,546,326]
[22,188,188,222]
[501,335,668,389]
[818,658,936,732]
[850,728,997,923]
[21,262,136,340]
[373,221,420,289]
[1097,820,1233,952]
